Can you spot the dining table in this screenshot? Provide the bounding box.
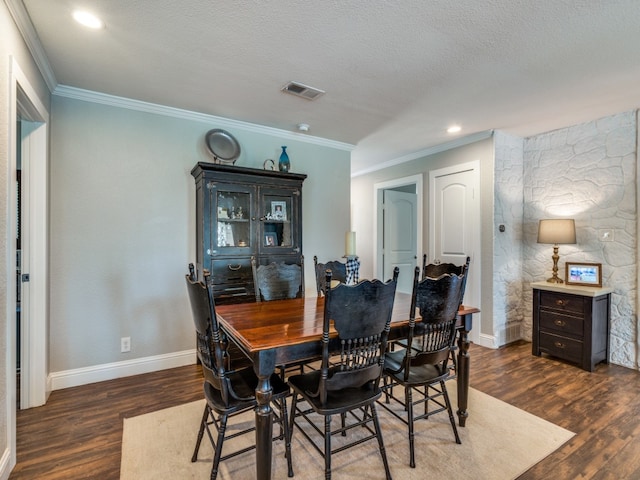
[215,293,479,480]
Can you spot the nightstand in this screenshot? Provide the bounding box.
[532,281,613,372]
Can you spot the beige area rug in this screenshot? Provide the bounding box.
[121,382,574,480]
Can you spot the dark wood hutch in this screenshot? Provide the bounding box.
[191,162,306,304]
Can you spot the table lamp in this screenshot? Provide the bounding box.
[537,219,576,283]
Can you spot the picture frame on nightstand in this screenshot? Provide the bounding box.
[566,262,602,287]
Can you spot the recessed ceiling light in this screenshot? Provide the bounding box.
[297,123,310,132]
[73,10,104,29]
[447,125,462,134]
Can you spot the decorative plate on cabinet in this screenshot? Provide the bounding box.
[205,129,241,164]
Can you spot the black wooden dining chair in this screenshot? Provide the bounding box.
[251,257,308,381]
[421,254,470,374]
[253,257,304,302]
[422,254,470,290]
[380,266,464,468]
[185,265,293,479]
[313,255,347,295]
[288,268,399,480]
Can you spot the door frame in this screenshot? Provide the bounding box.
[7,57,50,463]
[373,174,423,280]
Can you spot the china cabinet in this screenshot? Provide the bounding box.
[191,162,306,304]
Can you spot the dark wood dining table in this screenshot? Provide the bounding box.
[215,293,479,480]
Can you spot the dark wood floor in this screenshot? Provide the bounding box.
[9,341,640,479]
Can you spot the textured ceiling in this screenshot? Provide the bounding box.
[18,0,640,173]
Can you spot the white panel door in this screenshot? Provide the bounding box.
[383,190,417,293]
[430,163,480,342]
[434,171,475,267]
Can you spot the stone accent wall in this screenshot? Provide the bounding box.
[522,111,637,368]
[494,132,525,345]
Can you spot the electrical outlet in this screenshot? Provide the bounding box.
[121,337,131,353]
[599,229,614,242]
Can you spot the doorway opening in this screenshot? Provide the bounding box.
[16,122,22,408]
[373,174,423,294]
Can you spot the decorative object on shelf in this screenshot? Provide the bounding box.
[217,223,235,247]
[263,158,275,170]
[205,129,241,165]
[278,146,290,172]
[566,262,602,287]
[537,218,576,283]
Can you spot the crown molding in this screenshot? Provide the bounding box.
[5,0,58,92]
[53,85,355,152]
[350,130,494,177]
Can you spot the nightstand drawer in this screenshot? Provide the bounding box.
[539,332,583,364]
[539,310,583,337]
[539,291,584,315]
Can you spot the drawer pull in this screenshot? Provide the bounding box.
[555,299,565,306]
[554,319,566,327]
[554,341,566,349]
[228,264,242,271]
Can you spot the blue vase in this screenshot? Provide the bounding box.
[278,146,290,172]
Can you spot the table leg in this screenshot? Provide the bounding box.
[254,350,276,480]
[456,314,472,427]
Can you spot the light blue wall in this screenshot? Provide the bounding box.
[49,95,351,372]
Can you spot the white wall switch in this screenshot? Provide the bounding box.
[599,229,614,242]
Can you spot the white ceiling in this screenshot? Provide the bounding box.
[17,0,640,174]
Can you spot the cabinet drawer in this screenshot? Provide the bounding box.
[208,258,255,303]
[539,291,584,315]
[539,332,583,363]
[539,310,583,337]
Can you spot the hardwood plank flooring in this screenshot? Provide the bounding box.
[9,341,640,479]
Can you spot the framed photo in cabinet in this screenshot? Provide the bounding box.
[271,201,287,221]
[264,232,277,247]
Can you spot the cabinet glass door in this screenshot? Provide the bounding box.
[215,188,252,250]
[261,190,297,252]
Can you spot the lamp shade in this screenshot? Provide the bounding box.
[537,219,576,245]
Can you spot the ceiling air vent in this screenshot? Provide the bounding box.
[281,81,325,100]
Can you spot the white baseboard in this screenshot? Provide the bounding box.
[0,447,12,480]
[476,333,498,349]
[49,349,197,391]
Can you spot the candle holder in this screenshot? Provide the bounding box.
[343,255,360,285]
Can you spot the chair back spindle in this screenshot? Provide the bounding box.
[317,268,399,404]
[405,266,464,380]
